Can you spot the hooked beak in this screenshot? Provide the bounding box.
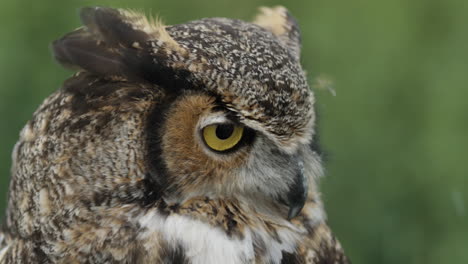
[286,161,308,220]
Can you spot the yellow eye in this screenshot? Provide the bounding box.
[202,123,244,152]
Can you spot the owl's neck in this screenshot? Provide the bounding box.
[135,195,326,264]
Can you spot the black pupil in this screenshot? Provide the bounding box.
[215,124,235,140]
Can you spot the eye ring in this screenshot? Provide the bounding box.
[202,123,244,152]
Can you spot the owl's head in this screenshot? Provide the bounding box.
[11,6,322,226]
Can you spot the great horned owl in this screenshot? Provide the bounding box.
[0,6,349,264]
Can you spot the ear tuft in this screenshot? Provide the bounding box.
[51,27,135,78]
[80,7,185,53]
[51,7,187,79]
[253,6,301,60]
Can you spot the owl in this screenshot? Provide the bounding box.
[0,6,349,264]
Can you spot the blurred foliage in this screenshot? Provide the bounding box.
[0,0,467,263]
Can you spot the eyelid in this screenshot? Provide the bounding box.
[198,113,232,129]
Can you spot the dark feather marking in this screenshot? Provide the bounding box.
[155,199,170,217]
[30,231,49,264]
[130,53,199,92]
[93,112,113,134]
[69,118,91,131]
[281,251,304,264]
[224,205,238,237]
[168,203,181,213]
[139,176,165,207]
[160,243,189,264]
[145,94,178,198]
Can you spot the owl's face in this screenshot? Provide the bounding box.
[155,91,321,219]
[6,6,322,235]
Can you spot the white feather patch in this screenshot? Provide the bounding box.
[137,209,303,264]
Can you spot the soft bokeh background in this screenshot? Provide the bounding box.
[1,0,467,263]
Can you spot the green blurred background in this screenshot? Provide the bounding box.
[1,0,467,263]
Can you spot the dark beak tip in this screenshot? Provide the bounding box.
[285,161,308,220]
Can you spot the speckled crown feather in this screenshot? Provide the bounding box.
[52,6,315,151]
